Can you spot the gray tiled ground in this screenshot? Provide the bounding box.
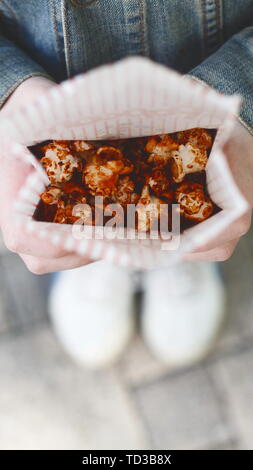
[209,348,253,450]
[1,227,253,449]
[0,327,148,450]
[132,366,233,450]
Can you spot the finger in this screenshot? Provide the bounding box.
[0,157,71,258]
[19,253,93,275]
[183,239,239,262]
[188,211,251,254]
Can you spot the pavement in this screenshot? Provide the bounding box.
[0,228,253,450]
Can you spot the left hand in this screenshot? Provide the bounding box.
[183,120,253,261]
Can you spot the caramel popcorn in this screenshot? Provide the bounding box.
[53,201,69,224]
[176,128,213,149]
[136,185,170,232]
[170,143,208,183]
[53,197,91,225]
[40,182,88,224]
[146,167,174,200]
[83,155,123,198]
[112,176,140,206]
[70,140,95,153]
[62,182,87,201]
[41,187,62,205]
[40,141,82,184]
[146,134,179,166]
[83,146,133,198]
[175,182,214,222]
[96,146,134,174]
[33,128,217,232]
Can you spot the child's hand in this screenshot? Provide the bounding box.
[184,121,252,261]
[0,77,92,273]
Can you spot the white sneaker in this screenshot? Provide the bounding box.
[141,262,226,367]
[49,261,136,368]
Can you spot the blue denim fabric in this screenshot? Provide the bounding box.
[0,0,253,132]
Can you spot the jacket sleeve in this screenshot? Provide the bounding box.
[188,26,253,135]
[0,34,54,109]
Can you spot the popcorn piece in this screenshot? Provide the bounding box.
[97,145,123,160]
[53,201,78,225]
[73,202,93,226]
[83,155,121,198]
[175,182,213,222]
[83,146,133,198]
[40,141,82,184]
[176,128,213,149]
[136,185,153,232]
[136,185,170,232]
[62,182,87,202]
[170,143,208,182]
[146,134,179,166]
[112,176,140,206]
[70,140,95,153]
[146,167,174,200]
[97,146,134,174]
[53,201,68,224]
[53,198,91,225]
[41,182,89,224]
[41,187,62,205]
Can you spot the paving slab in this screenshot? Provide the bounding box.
[132,366,233,450]
[0,326,149,450]
[209,347,253,450]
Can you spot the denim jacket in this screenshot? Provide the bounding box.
[1,0,253,133]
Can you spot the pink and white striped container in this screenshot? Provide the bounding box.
[2,57,249,269]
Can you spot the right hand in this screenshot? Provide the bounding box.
[0,77,92,274]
